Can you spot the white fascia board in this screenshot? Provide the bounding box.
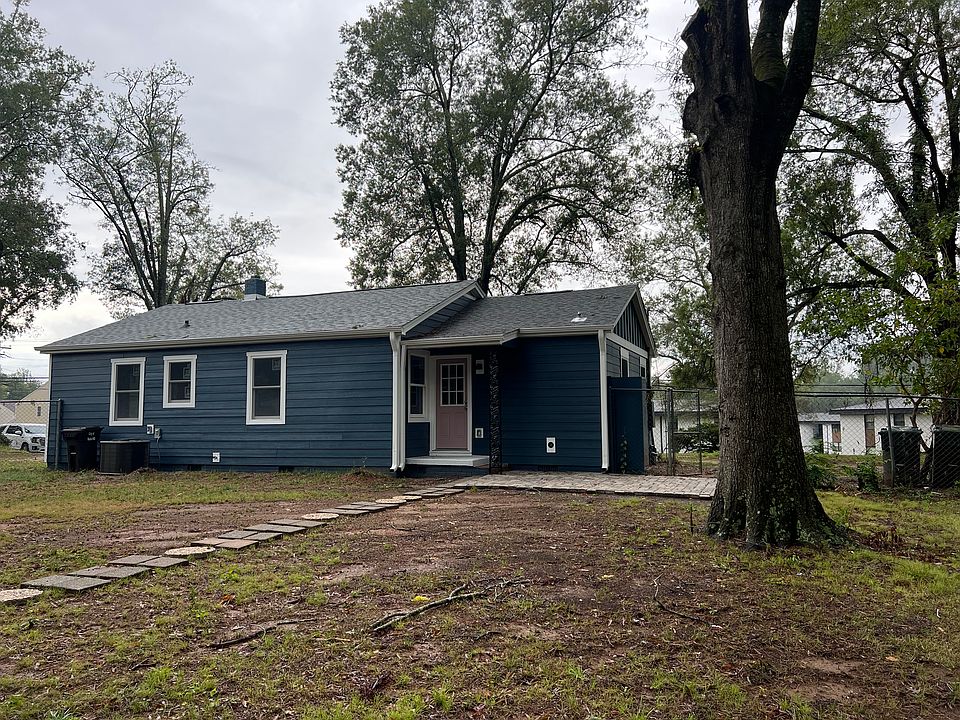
[401,281,484,335]
[37,328,397,354]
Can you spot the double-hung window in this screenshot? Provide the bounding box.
[110,358,145,426]
[408,354,427,419]
[163,355,197,408]
[246,350,286,424]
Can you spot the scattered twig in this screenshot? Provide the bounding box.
[208,616,314,649]
[370,578,526,634]
[652,576,716,628]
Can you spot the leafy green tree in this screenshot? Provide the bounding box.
[61,62,280,316]
[0,368,41,401]
[0,1,84,338]
[332,0,647,295]
[792,0,960,416]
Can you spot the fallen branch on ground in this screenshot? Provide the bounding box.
[652,576,718,628]
[208,616,315,649]
[369,578,526,634]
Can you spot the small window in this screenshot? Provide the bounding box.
[893,413,906,427]
[163,355,197,408]
[408,354,426,418]
[110,358,145,426]
[246,351,286,424]
[620,347,629,377]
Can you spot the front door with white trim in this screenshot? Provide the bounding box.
[435,360,468,450]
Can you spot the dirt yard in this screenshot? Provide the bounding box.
[0,450,958,719]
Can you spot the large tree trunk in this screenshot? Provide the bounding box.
[682,0,838,546]
[700,137,834,545]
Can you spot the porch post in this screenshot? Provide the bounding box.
[488,348,502,474]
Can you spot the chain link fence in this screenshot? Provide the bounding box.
[647,386,960,488]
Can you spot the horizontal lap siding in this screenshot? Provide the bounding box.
[47,338,393,470]
[501,337,600,470]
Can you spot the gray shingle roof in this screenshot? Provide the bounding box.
[421,284,638,339]
[831,398,926,413]
[40,280,477,352]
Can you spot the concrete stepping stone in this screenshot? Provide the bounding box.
[246,532,281,541]
[109,554,161,566]
[23,575,110,592]
[373,500,403,507]
[218,530,257,540]
[140,556,188,568]
[70,565,150,579]
[328,508,371,515]
[270,518,325,528]
[401,494,423,500]
[302,512,340,521]
[192,537,259,550]
[165,546,216,558]
[0,588,43,604]
[245,523,305,534]
[338,503,387,512]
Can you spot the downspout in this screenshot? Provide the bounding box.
[598,330,610,472]
[390,331,401,472]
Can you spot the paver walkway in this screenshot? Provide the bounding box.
[5,474,715,603]
[445,471,716,500]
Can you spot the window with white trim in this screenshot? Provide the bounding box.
[246,351,286,424]
[408,354,427,419]
[163,355,197,408]
[110,358,145,426]
[619,347,630,377]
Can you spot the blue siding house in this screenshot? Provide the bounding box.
[40,278,654,474]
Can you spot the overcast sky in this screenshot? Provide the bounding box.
[8,0,691,376]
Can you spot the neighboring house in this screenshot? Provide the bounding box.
[39,278,655,474]
[798,412,842,454]
[13,381,50,424]
[798,398,933,455]
[0,404,14,426]
[651,396,719,453]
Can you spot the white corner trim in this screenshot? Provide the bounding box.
[109,357,146,427]
[399,341,408,470]
[162,355,197,409]
[245,350,287,425]
[598,331,609,471]
[390,332,401,471]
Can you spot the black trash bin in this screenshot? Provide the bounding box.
[930,426,960,489]
[61,426,103,471]
[99,439,150,474]
[879,427,923,486]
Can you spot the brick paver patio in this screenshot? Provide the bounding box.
[446,471,716,500]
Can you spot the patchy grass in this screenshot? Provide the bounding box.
[0,451,958,719]
[0,446,404,522]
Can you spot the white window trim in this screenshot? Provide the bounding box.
[246,350,287,425]
[162,355,197,409]
[619,346,631,377]
[110,357,146,427]
[407,351,429,421]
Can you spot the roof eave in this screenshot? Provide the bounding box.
[37,327,398,354]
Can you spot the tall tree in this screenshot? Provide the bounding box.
[681,0,837,545]
[0,1,83,337]
[791,0,960,417]
[332,0,646,295]
[61,62,280,316]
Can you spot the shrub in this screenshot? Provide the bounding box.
[853,459,881,491]
[805,455,838,490]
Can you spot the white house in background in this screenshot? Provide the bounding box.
[13,381,50,425]
[798,412,842,453]
[799,398,933,456]
[0,403,13,426]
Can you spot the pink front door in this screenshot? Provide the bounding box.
[435,360,468,450]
